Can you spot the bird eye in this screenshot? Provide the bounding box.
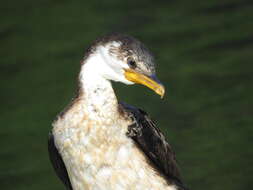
[127,58,137,69]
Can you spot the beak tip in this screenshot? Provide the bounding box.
[157,86,165,99]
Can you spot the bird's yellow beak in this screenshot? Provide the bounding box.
[124,69,165,98]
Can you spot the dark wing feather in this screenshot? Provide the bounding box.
[48,132,73,190]
[120,102,188,190]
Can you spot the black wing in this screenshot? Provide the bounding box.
[48,132,73,190]
[120,102,188,190]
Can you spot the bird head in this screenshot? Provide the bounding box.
[81,33,165,98]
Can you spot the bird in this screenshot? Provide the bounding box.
[48,33,187,190]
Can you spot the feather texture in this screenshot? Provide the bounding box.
[121,102,187,190]
[48,132,73,190]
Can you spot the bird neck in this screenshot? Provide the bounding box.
[79,55,119,119]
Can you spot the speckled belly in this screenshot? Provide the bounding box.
[53,120,175,190]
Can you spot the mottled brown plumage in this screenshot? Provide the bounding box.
[48,33,188,190]
[120,102,187,190]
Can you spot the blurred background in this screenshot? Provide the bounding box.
[1,0,252,189]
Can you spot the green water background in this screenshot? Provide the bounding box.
[1,0,252,189]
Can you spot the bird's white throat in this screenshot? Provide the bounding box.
[79,48,121,119]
